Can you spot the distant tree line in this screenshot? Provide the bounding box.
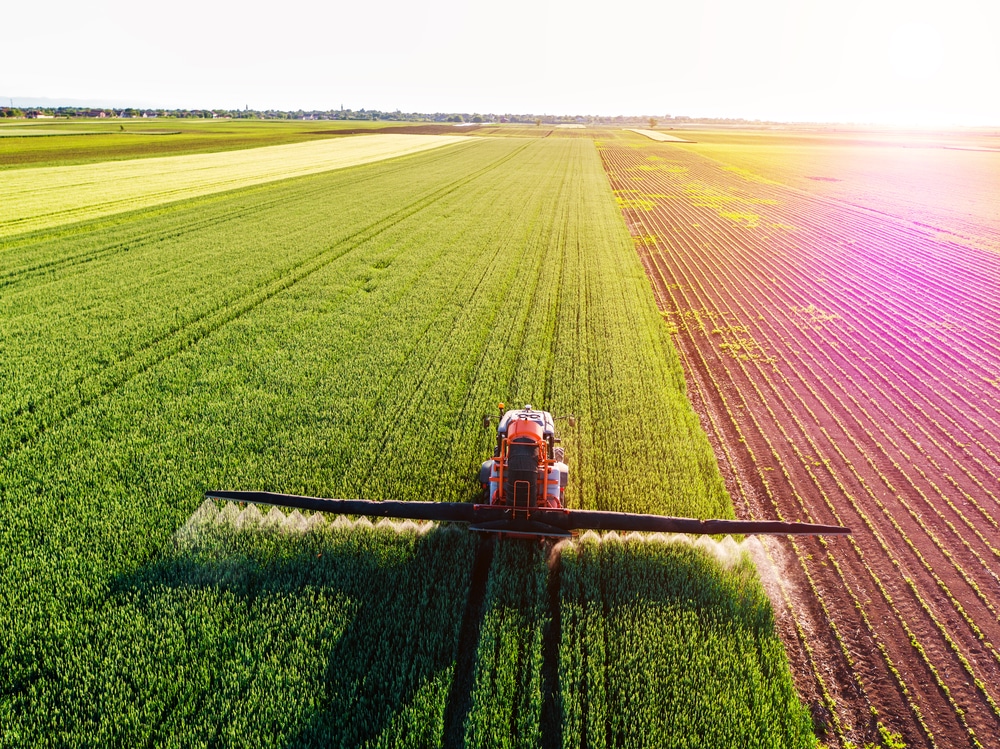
[0,106,777,126]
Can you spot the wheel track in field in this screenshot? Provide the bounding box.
[442,534,495,745]
[599,139,1000,748]
[539,542,562,749]
[0,140,532,464]
[0,142,485,289]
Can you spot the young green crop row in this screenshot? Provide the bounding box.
[1,134,809,746]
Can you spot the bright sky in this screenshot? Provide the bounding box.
[5,0,999,126]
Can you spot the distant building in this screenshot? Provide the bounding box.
[25,110,54,119]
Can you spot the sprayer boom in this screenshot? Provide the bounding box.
[204,490,849,537]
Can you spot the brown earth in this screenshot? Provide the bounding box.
[599,131,1000,749]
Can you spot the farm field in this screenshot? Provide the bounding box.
[678,127,1000,252]
[470,126,594,140]
[0,133,468,236]
[629,129,693,143]
[599,129,1000,748]
[0,119,449,170]
[0,134,814,745]
[0,128,114,137]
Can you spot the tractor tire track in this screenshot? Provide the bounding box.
[442,534,495,746]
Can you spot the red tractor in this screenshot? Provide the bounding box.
[479,404,568,510]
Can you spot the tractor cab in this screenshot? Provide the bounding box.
[479,404,568,510]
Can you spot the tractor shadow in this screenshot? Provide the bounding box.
[556,535,808,747]
[100,518,787,748]
[105,515,479,747]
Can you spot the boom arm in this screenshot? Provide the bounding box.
[204,490,850,537]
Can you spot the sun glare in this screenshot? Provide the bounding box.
[887,22,944,82]
[867,21,959,127]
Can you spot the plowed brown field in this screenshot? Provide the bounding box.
[599,131,1000,749]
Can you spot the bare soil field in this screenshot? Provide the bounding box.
[680,128,1000,255]
[599,131,1000,749]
